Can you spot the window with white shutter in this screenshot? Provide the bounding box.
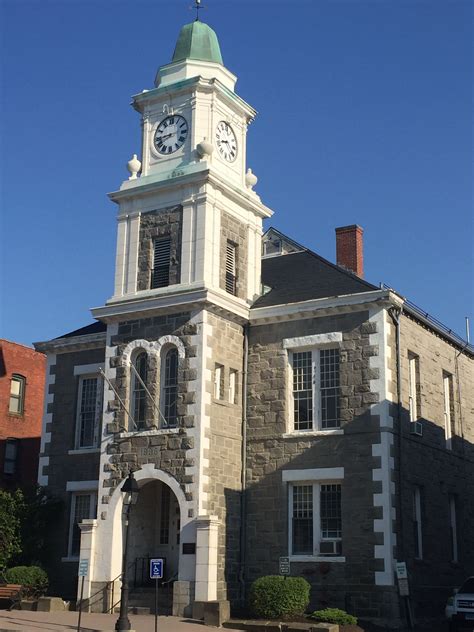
[152,238,171,289]
[225,241,237,295]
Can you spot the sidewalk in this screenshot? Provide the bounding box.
[0,609,241,632]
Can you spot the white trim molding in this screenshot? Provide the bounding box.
[282,467,344,482]
[38,353,56,486]
[66,480,99,492]
[369,306,396,587]
[283,332,342,349]
[74,363,103,376]
[121,335,186,366]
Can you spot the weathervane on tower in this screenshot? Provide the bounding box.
[192,0,204,21]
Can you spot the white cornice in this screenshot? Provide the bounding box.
[249,290,404,325]
[34,332,106,354]
[109,163,273,219]
[91,285,251,324]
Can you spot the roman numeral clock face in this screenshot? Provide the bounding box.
[216,121,237,162]
[154,115,188,154]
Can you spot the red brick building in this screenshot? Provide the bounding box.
[0,339,46,490]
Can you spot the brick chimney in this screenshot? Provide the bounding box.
[335,225,364,278]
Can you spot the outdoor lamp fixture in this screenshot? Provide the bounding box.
[115,470,139,632]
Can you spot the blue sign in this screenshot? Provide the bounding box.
[150,558,164,580]
[78,559,89,577]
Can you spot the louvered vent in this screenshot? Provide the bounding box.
[225,241,236,295]
[152,238,171,288]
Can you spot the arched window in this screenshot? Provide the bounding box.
[161,347,178,428]
[131,352,148,430]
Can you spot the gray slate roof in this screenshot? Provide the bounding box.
[253,249,377,309]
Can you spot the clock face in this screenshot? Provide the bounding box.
[215,121,238,162]
[154,115,188,155]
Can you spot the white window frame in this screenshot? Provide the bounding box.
[284,333,343,434]
[413,486,423,560]
[283,468,345,562]
[449,495,458,563]
[214,364,224,400]
[408,353,419,422]
[9,374,26,415]
[443,372,453,450]
[229,369,237,404]
[75,375,103,449]
[67,492,97,559]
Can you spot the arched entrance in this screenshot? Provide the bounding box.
[128,480,180,586]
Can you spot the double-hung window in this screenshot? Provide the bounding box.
[214,364,224,400]
[289,482,342,558]
[443,372,454,449]
[68,493,97,558]
[449,495,458,563]
[3,439,18,474]
[9,375,26,415]
[408,353,420,422]
[75,376,102,449]
[413,486,423,559]
[291,348,340,431]
[229,369,237,404]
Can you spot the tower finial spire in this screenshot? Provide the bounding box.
[194,0,203,21]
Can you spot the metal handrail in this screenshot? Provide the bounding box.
[77,559,135,614]
[381,283,474,354]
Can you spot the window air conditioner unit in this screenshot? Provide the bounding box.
[410,421,423,436]
[319,540,342,556]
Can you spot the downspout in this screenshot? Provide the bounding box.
[388,307,404,558]
[238,323,249,606]
[389,306,414,628]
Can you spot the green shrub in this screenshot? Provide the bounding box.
[310,608,358,625]
[249,575,310,619]
[4,566,48,597]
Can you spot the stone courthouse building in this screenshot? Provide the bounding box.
[34,18,473,627]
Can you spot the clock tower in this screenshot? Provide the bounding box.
[95,19,272,316]
[87,18,273,617]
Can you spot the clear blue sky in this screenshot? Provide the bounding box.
[1,0,472,346]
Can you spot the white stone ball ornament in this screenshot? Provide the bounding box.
[245,168,258,190]
[196,137,213,159]
[127,154,141,180]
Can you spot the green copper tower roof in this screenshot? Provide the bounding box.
[172,21,223,65]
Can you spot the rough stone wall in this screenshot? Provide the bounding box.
[205,312,244,603]
[219,211,248,300]
[136,206,182,291]
[41,346,105,598]
[245,310,400,621]
[396,313,474,618]
[102,313,196,504]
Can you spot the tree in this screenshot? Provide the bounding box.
[13,486,63,569]
[0,489,24,574]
